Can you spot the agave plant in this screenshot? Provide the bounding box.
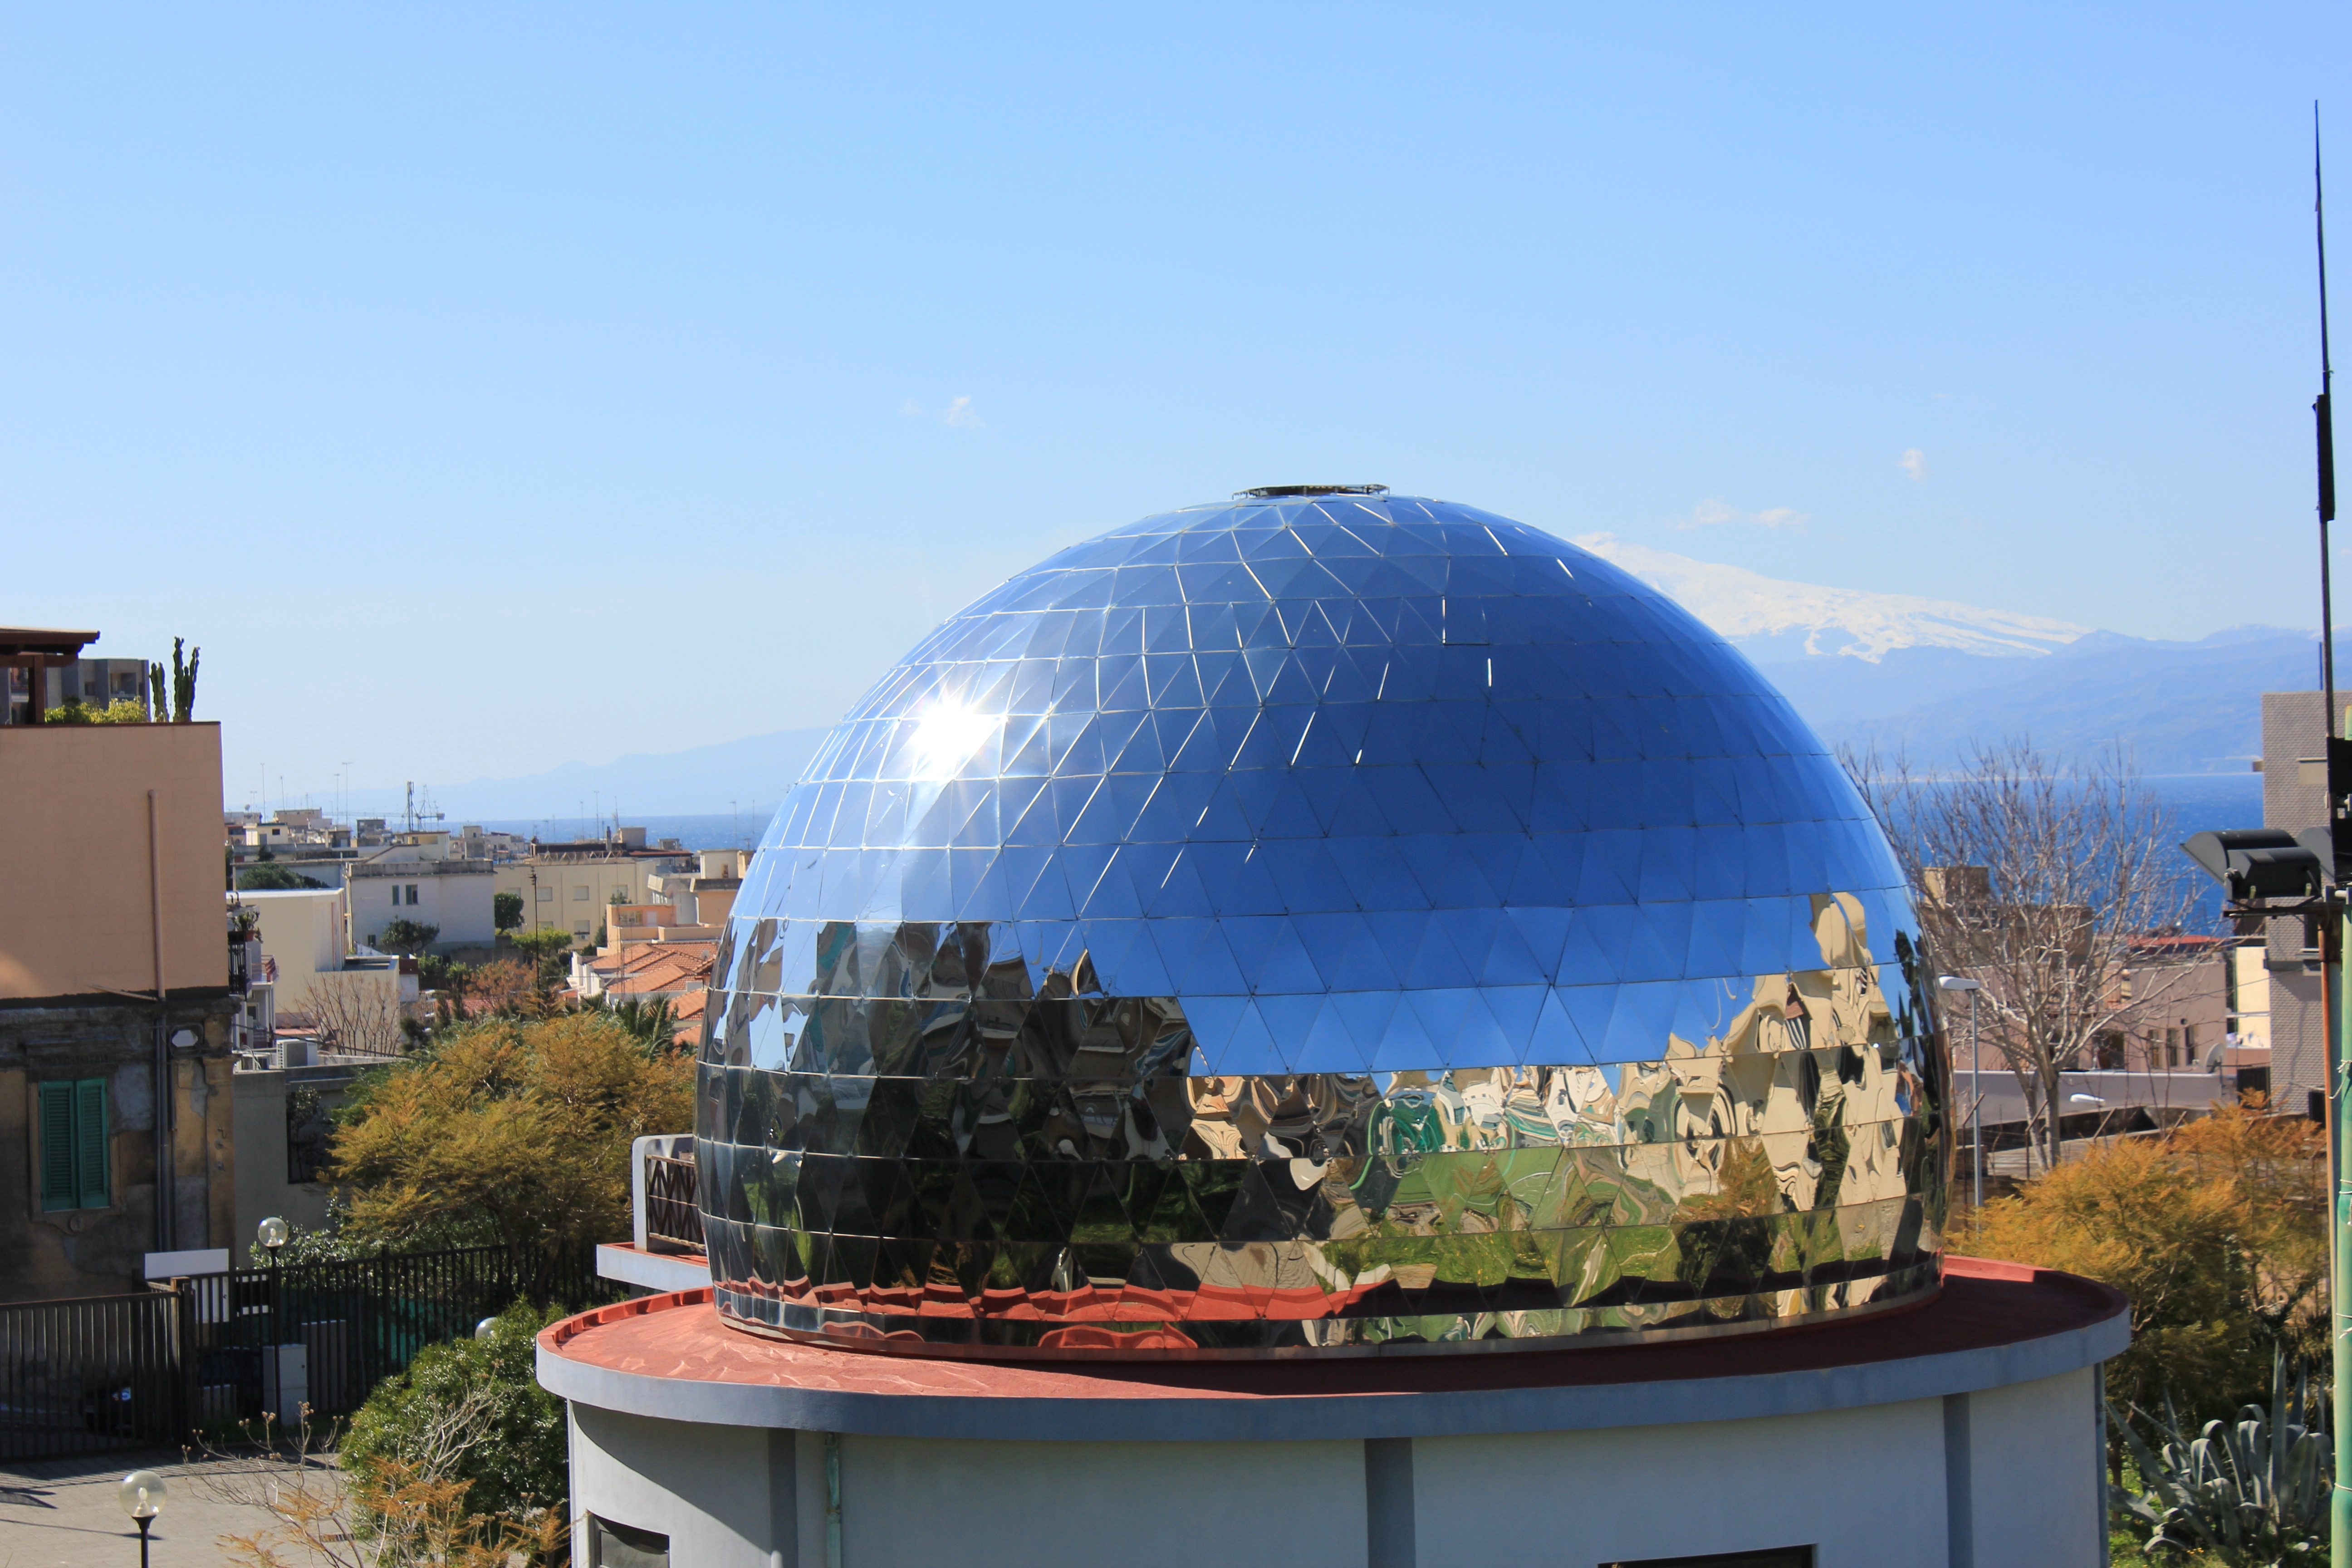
[2112,1348,2331,1565]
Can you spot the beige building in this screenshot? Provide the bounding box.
[0,712,239,1299]
[495,837,698,948]
[234,886,352,1010]
[352,832,498,948]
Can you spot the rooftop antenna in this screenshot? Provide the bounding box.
[2321,101,2337,721]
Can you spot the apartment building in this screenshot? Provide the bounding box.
[351,831,498,949]
[0,702,240,1299]
[494,833,696,947]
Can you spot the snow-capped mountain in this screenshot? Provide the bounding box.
[1573,534,2089,664]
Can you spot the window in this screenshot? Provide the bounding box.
[2166,1027,2181,1068]
[406,884,422,906]
[572,924,592,939]
[38,1078,110,1212]
[536,886,553,902]
[1602,1550,1813,1568]
[586,1516,669,1568]
[573,886,591,901]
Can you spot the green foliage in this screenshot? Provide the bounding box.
[340,1300,570,1527]
[601,995,677,1054]
[2112,1351,2332,1564]
[493,892,525,931]
[245,1209,375,1266]
[44,695,149,725]
[238,863,329,890]
[379,918,440,955]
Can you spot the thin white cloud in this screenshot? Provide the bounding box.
[1898,448,1929,483]
[1672,498,1809,533]
[901,395,986,430]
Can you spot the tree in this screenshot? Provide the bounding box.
[1966,1107,2326,1443]
[379,918,440,956]
[493,891,524,931]
[1846,740,2197,1171]
[468,957,537,1017]
[327,1011,694,1258]
[238,863,329,890]
[302,972,408,1057]
[599,995,678,1055]
[505,927,577,991]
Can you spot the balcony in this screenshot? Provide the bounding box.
[597,1134,707,1295]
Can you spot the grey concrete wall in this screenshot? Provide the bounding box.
[1412,1398,1947,1568]
[841,1432,1364,1568]
[1964,1368,2101,1567]
[571,1405,797,1568]
[230,1064,360,1249]
[564,1369,2104,1567]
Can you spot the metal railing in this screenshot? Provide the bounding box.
[0,1245,615,1462]
[0,1288,192,1462]
[644,1155,704,1253]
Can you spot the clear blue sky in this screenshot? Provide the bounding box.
[6,4,2348,810]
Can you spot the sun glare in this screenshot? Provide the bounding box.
[909,701,996,779]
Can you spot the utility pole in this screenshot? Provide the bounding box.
[2310,102,2352,1568]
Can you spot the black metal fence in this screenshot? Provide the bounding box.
[0,1245,614,1464]
[0,1289,191,1463]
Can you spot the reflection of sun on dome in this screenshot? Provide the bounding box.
[697,491,1950,1357]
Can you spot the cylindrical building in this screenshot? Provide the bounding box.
[541,490,2120,1568]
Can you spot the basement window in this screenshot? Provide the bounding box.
[587,1515,669,1568]
[1602,1550,1814,1568]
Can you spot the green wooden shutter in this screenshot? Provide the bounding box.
[74,1079,109,1210]
[38,1083,76,1212]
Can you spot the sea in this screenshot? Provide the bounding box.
[471,773,2267,927]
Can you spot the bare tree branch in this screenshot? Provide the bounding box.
[1844,739,2201,1171]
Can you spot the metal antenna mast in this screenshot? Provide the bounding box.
[2322,103,2338,716]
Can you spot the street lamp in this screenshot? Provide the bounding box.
[118,1469,166,1568]
[1939,975,1986,1211]
[257,1215,289,1260]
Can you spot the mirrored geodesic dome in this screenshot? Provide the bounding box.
[697,488,1949,1357]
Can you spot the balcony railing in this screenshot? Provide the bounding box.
[643,1150,702,1254]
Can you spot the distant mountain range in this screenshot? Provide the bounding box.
[1575,534,2089,662]
[1580,536,2321,773]
[351,542,2319,817]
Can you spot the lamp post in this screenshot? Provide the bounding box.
[118,1469,166,1568]
[1938,976,1985,1210]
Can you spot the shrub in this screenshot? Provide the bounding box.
[339,1299,570,1529]
[1964,1107,2326,1426]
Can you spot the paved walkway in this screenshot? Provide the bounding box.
[0,1448,340,1568]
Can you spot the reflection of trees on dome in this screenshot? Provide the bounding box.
[696,494,1948,1355]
